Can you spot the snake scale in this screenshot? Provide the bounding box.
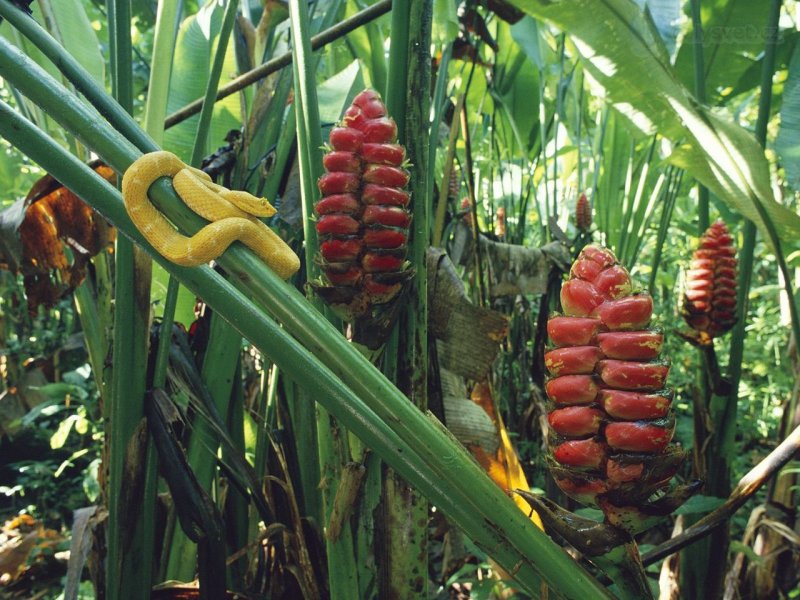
[121,151,299,279]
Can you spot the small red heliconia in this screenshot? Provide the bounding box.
[683,220,738,339]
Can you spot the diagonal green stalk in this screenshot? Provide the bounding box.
[0,37,612,597]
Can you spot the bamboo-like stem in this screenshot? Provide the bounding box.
[432,91,464,247]
[385,0,410,117]
[380,2,431,596]
[682,3,720,595]
[166,1,244,580]
[690,0,709,232]
[105,1,154,598]
[0,51,611,597]
[164,0,392,128]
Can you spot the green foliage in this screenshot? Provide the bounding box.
[1,0,799,597]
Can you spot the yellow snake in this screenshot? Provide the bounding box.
[121,151,299,279]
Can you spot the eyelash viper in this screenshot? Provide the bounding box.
[121,151,299,279]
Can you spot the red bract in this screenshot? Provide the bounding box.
[546,244,681,511]
[314,90,412,320]
[683,220,738,338]
[575,192,592,232]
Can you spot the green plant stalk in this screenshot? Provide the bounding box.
[0,54,611,598]
[385,0,410,121]
[260,101,296,200]
[105,1,154,597]
[647,169,680,295]
[432,91,463,247]
[73,281,108,398]
[681,3,719,595]
[629,170,666,267]
[190,0,238,166]
[690,0,710,232]
[357,0,388,96]
[242,69,292,189]
[726,0,784,462]
[160,0,242,580]
[166,310,242,581]
[381,1,431,596]
[225,361,250,588]
[287,0,357,595]
[618,136,655,264]
[142,0,180,147]
[428,41,452,243]
[288,0,325,276]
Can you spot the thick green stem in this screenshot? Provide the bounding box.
[105,2,154,598]
[380,3,431,596]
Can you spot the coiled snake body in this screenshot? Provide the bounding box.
[121,151,299,279]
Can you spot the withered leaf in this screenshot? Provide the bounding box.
[1,162,116,313]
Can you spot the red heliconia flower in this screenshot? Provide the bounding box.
[545,245,683,515]
[448,168,460,200]
[683,220,738,338]
[575,192,591,232]
[314,90,413,318]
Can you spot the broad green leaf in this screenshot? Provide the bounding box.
[506,0,800,252]
[510,17,545,70]
[42,0,104,86]
[673,0,768,102]
[432,0,458,45]
[494,21,540,154]
[163,0,243,162]
[317,60,362,123]
[51,414,77,449]
[636,0,681,59]
[777,44,800,191]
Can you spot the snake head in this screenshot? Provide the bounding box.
[223,190,277,218]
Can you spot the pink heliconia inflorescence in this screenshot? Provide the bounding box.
[545,245,682,509]
[315,90,412,311]
[682,220,738,338]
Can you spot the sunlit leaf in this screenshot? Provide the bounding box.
[506,0,800,253]
[673,0,768,102]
